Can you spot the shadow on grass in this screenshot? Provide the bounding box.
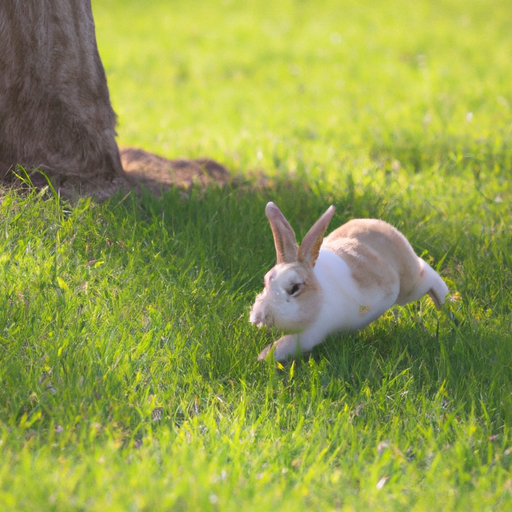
[2,171,511,434]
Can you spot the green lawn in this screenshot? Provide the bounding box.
[1,0,512,510]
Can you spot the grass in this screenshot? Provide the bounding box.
[1,0,512,509]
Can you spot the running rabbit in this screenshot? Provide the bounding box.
[250,202,448,361]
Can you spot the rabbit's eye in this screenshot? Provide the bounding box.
[289,283,301,296]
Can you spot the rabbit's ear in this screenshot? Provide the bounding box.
[265,202,298,264]
[298,206,335,266]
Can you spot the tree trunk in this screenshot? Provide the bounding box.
[0,0,123,184]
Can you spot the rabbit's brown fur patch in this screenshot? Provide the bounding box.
[323,219,424,304]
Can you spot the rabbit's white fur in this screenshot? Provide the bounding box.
[250,202,449,361]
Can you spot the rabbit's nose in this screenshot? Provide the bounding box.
[249,299,268,327]
[249,307,264,326]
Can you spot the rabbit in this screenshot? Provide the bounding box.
[250,202,449,362]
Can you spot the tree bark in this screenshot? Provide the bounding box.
[0,0,123,184]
